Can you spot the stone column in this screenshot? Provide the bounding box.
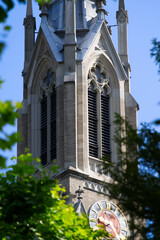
[63,0,77,168]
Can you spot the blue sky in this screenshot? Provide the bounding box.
[0,0,160,163]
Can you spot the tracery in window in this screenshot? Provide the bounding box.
[88,63,111,93]
[40,69,56,98]
[88,62,111,159]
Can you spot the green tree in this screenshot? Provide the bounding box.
[0,0,24,54]
[103,114,160,240]
[0,152,109,240]
[151,38,160,75]
[0,0,54,167]
[0,82,21,168]
[102,27,160,240]
[0,0,52,54]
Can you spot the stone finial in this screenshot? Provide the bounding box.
[26,0,33,16]
[96,0,106,8]
[116,0,128,22]
[116,0,129,77]
[23,0,36,77]
[39,4,49,18]
[74,186,86,214]
[95,0,108,17]
[119,0,125,11]
[75,186,84,200]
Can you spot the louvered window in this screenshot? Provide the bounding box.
[40,94,47,165]
[88,83,98,158]
[101,89,110,158]
[50,86,56,161]
[88,63,111,161]
[40,69,56,166]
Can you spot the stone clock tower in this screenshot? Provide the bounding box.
[18,0,138,238]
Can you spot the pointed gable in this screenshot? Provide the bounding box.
[74,201,87,214]
[25,28,58,93]
[78,20,128,81]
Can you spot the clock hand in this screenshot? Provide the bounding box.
[98,217,120,240]
[109,221,120,240]
[98,216,109,225]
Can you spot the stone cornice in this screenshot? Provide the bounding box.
[56,167,112,187]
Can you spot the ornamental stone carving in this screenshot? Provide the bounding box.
[83,181,108,195]
[23,15,35,29]
[119,15,125,23]
[40,69,56,98]
[39,41,53,60]
[88,62,111,94]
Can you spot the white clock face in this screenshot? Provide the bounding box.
[88,200,128,240]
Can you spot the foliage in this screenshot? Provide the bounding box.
[0,152,109,240]
[151,38,160,74]
[0,0,52,55]
[0,0,24,55]
[0,81,22,168]
[103,114,160,240]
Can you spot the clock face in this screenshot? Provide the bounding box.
[88,200,128,240]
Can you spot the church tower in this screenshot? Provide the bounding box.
[18,0,138,238]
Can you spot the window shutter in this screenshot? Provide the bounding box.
[40,94,47,165]
[88,86,98,158]
[50,86,56,161]
[101,93,110,157]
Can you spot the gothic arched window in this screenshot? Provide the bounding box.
[40,69,56,166]
[88,63,111,160]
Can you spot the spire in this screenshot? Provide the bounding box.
[116,0,130,77]
[119,0,125,11]
[23,0,36,78]
[117,0,127,19]
[26,0,33,16]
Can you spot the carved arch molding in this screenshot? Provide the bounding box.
[88,62,111,94]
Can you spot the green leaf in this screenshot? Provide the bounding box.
[18,0,26,3]
[4,25,11,31]
[0,42,5,55]
[36,0,52,6]
[36,164,43,172]
[0,7,7,22]
[15,102,22,109]
[0,80,4,87]
[154,119,160,125]
[0,156,6,168]
[2,0,14,11]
